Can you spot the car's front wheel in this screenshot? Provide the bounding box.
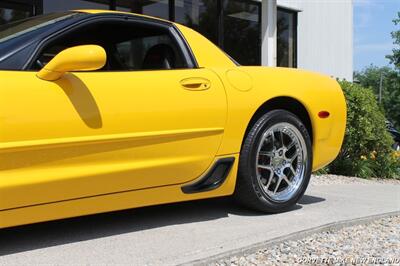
[234,110,312,213]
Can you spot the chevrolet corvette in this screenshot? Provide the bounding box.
[0,10,346,228]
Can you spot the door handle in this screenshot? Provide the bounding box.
[180,78,211,91]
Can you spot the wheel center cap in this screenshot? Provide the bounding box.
[272,150,285,172]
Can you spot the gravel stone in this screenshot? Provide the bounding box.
[214,216,400,265]
[310,174,400,186]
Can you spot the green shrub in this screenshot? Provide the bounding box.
[328,81,399,179]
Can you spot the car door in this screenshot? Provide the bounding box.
[0,17,227,210]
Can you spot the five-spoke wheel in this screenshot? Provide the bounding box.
[256,122,307,202]
[234,110,312,212]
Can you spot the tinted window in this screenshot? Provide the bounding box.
[115,34,183,70]
[33,19,188,71]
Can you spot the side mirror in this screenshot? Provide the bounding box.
[37,45,106,81]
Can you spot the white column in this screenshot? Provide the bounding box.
[261,0,277,66]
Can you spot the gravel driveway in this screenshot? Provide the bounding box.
[211,175,400,266]
[213,215,400,265]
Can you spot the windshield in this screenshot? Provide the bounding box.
[0,12,79,44]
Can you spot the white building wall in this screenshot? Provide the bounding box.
[262,0,353,81]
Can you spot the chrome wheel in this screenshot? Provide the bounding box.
[255,122,307,202]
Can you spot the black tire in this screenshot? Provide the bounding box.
[234,109,312,213]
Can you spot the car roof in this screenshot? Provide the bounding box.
[75,9,170,23]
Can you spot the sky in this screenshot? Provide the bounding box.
[354,0,400,71]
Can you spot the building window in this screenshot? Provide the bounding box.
[115,0,169,20]
[277,8,297,68]
[43,0,109,14]
[174,0,218,45]
[0,0,34,25]
[175,0,261,65]
[223,0,261,65]
[0,0,262,65]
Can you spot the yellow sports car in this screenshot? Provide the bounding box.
[0,10,346,228]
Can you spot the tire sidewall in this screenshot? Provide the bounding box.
[244,110,312,211]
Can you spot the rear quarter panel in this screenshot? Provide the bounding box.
[212,66,346,171]
[177,23,346,170]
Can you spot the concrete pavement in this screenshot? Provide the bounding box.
[0,180,399,265]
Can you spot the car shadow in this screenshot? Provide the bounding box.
[55,73,102,129]
[0,194,324,256]
[298,195,326,205]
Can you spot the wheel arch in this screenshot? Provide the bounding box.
[244,97,313,145]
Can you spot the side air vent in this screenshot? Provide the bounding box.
[181,157,235,194]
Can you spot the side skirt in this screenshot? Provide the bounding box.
[0,154,239,229]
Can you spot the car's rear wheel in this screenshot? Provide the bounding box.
[234,110,312,212]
